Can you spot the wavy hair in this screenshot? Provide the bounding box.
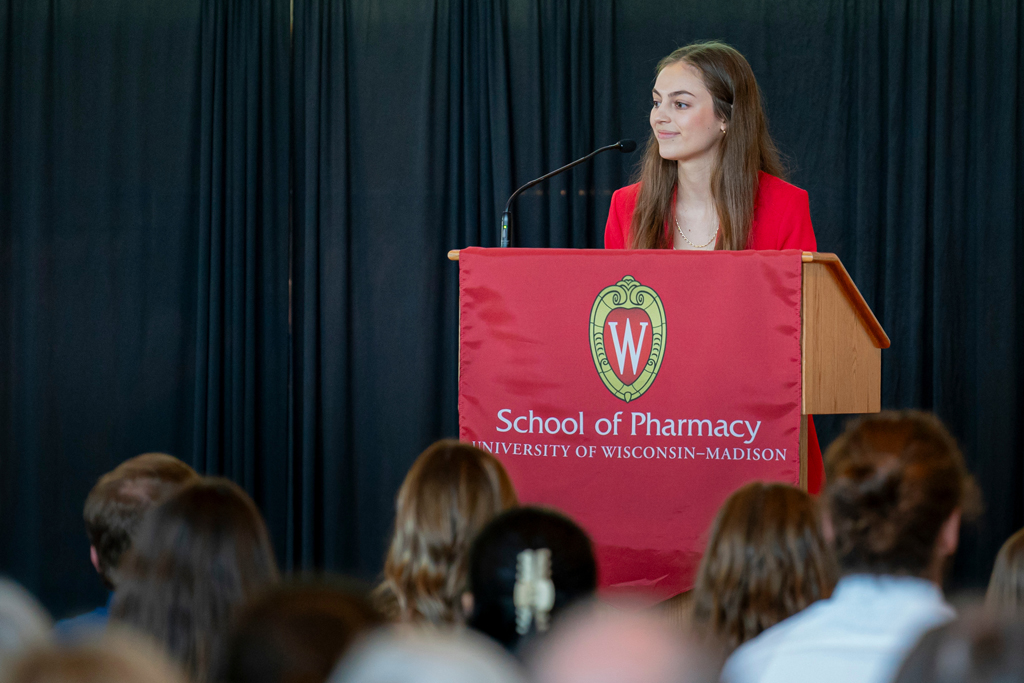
[376,440,518,625]
[629,41,783,250]
[691,482,836,653]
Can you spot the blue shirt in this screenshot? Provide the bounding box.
[723,575,955,683]
[53,593,112,640]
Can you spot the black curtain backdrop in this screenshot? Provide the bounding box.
[1,0,202,615]
[192,0,291,567]
[2,0,1022,617]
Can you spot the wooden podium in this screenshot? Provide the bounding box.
[797,252,889,488]
[449,249,889,492]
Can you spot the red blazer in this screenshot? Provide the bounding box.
[604,172,817,252]
[604,171,824,494]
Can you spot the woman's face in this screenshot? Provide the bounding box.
[650,61,725,163]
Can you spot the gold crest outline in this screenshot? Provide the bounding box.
[589,275,666,402]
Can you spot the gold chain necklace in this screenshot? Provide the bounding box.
[674,215,719,249]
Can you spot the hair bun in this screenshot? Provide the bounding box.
[824,411,976,577]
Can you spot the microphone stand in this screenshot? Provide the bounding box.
[500,139,636,248]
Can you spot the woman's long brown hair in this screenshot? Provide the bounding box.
[376,440,518,625]
[110,478,280,683]
[629,42,784,250]
[691,482,837,653]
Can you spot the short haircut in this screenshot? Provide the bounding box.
[83,453,199,587]
[691,482,837,652]
[219,580,383,683]
[824,410,980,577]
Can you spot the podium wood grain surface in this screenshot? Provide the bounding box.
[801,253,888,415]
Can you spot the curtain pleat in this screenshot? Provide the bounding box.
[193,0,291,563]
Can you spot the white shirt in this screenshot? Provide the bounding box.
[722,575,955,683]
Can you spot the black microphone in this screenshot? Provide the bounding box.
[500,139,637,248]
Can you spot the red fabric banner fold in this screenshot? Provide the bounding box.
[458,247,803,601]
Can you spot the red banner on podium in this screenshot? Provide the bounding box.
[458,247,803,601]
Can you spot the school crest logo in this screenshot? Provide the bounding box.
[589,275,666,402]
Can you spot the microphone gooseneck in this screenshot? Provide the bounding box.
[499,139,636,248]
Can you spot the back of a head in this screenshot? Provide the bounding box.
[1,630,187,683]
[467,506,597,652]
[825,410,978,577]
[691,482,837,652]
[0,579,52,664]
[331,628,526,683]
[220,580,383,683]
[83,453,199,588]
[111,477,279,683]
[529,602,719,683]
[379,440,518,624]
[894,613,1024,683]
[986,528,1024,618]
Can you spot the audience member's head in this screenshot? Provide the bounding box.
[219,579,383,683]
[0,630,186,683]
[83,453,199,589]
[110,477,279,683]
[529,601,719,683]
[691,482,837,652]
[893,613,1024,683]
[986,528,1024,618]
[824,410,979,581]
[0,579,52,663]
[378,440,517,625]
[331,628,526,683]
[466,506,597,653]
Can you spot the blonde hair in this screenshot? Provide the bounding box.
[629,41,783,250]
[986,528,1024,617]
[1,630,186,683]
[376,440,517,625]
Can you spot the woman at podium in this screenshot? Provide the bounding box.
[604,41,824,491]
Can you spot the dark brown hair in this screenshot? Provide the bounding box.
[986,528,1024,617]
[218,580,383,683]
[629,41,783,250]
[376,440,518,625]
[825,410,980,577]
[83,453,199,588]
[110,477,279,683]
[691,482,836,653]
